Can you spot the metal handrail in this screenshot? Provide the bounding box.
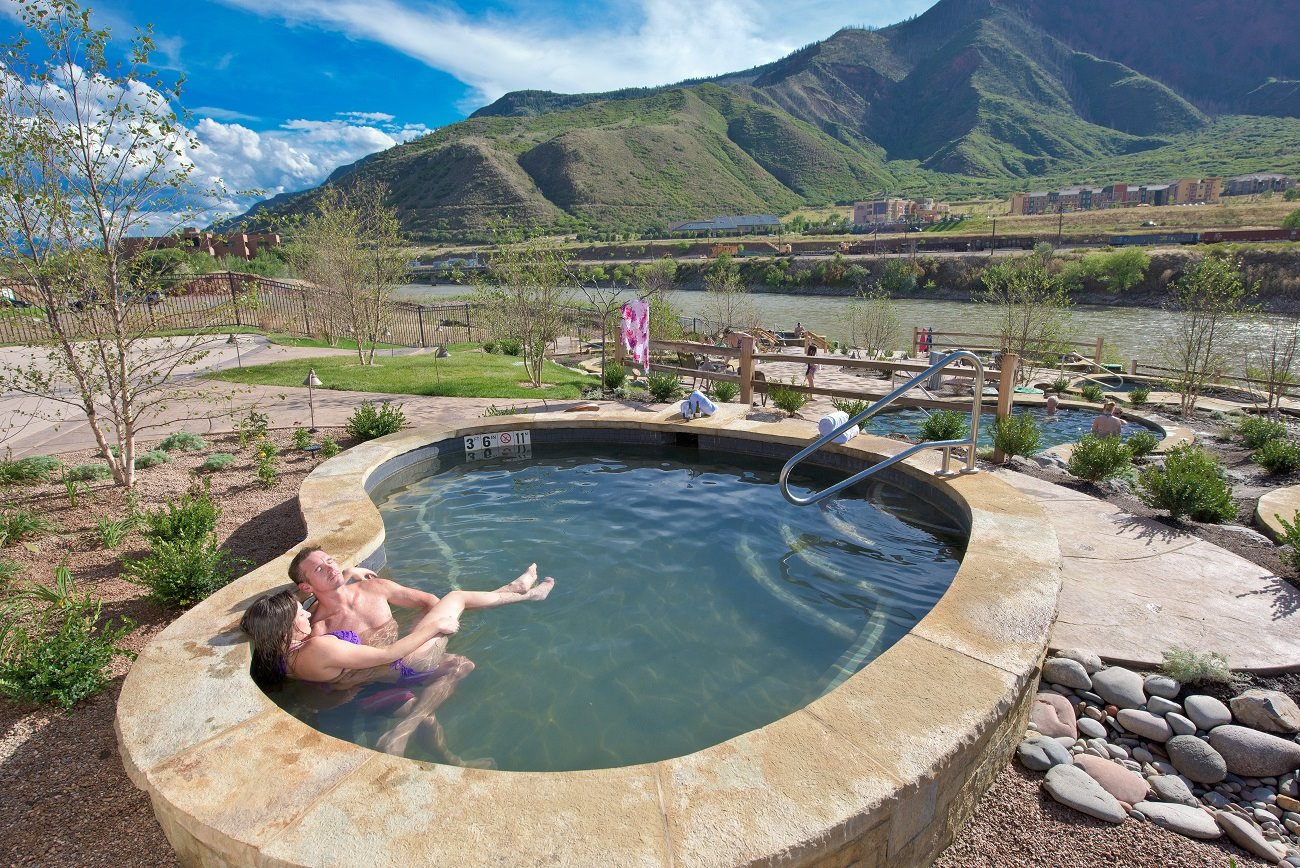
[779,350,986,506]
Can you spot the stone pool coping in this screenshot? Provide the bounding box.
[116,405,1061,867]
[1036,406,1190,463]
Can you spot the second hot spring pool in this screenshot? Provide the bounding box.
[277,443,965,772]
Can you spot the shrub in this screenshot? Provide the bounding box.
[990,413,1042,459]
[769,380,807,416]
[1068,434,1133,481]
[254,439,279,489]
[1159,647,1244,687]
[1136,444,1237,522]
[66,463,113,482]
[133,449,171,469]
[121,536,244,608]
[0,567,136,708]
[292,426,312,450]
[482,340,498,354]
[498,338,522,356]
[1128,385,1150,406]
[1048,376,1070,395]
[159,432,206,452]
[918,410,968,442]
[1255,438,1300,475]
[1125,429,1160,459]
[831,398,871,419]
[1079,383,1105,403]
[0,508,58,548]
[320,436,341,459]
[0,455,61,485]
[1276,511,1300,571]
[141,481,220,545]
[345,401,406,441]
[94,516,135,550]
[236,409,270,448]
[709,381,740,404]
[200,452,237,472]
[602,362,627,391]
[646,372,683,403]
[1238,416,1287,449]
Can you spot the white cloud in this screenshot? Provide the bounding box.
[216,0,935,110]
[192,105,261,122]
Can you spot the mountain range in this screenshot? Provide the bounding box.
[233,0,1300,238]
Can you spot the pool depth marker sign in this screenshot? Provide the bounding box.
[464,430,532,461]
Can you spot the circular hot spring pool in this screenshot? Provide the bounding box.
[275,442,966,772]
[864,405,1149,452]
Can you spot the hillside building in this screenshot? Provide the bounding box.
[667,215,781,236]
[852,198,950,226]
[1009,178,1220,215]
[121,228,281,261]
[1224,173,1296,196]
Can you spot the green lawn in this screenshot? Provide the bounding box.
[204,345,597,398]
[264,334,404,351]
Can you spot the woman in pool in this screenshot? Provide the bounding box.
[241,580,554,691]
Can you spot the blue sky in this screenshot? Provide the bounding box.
[2,0,938,217]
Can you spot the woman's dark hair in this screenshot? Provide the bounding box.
[241,590,299,691]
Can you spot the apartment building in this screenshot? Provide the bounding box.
[1009,178,1220,214]
[852,198,950,225]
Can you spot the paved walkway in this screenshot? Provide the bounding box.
[7,337,1300,673]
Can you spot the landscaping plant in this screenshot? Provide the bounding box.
[1049,376,1070,395]
[0,558,21,585]
[320,436,341,459]
[1124,430,1160,459]
[291,426,312,450]
[1159,647,1244,687]
[255,439,279,489]
[0,455,61,485]
[94,516,135,550]
[1237,415,1287,449]
[200,452,237,472]
[1067,434,1133,482]
[0,508,58,548]
[918,409,969,442]
[66,463,113,483]
[1128,385,1150,406]
[602,362,627,391]
[709,381,740,404]
[1079,383,1105,403]
[646,372,683,403]
[1254,438,1300,475]
[769,380,807,417]
[121,535,244,608]
[990,412,1042,459]
[830,398,871,420]
[1274,511,1300,572]
[141,481,220,545]
[345,401,406,441]
[159,432,206,452]
[0,567,136,709]
[1136,444,1237,523]
[133,449,171,469]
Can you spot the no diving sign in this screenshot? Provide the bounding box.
[464,430,532,461]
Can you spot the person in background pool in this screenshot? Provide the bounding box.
[805,345,819,389]
[1090,401,1123,437]
[1045,395,1059,415]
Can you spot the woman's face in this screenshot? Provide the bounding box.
[292,601,311,639]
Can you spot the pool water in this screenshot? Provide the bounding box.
[865,406,1147,452]
[278,445,964,772]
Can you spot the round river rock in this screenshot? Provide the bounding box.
[1209,725,1300,778]
[1165,734,1228,784]
[1091,666,1146,710]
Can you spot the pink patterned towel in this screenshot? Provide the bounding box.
[621,300,650,366]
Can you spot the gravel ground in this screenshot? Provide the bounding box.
[0,412,1295,866]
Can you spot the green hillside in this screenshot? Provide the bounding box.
[229,0,1300,237]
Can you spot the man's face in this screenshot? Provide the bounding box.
[297,550,345,595]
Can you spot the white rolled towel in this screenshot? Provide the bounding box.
[687,390,717,416]
[818,411,859,444]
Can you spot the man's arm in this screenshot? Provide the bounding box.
[342,565,378,582]
[361,577,441,612]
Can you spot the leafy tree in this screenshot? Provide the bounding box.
[475,221,572,389]
[700,255,760,335]
[979,252,1072,383]
[290,181,406,364]
[0,2,243,488]
[1284,208,1300,229]
[1162,255,1256,417]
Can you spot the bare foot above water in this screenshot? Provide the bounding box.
[504,563,539,594]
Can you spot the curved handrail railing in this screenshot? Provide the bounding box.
[778,350,986,506]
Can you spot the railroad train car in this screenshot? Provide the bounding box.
[1199,228,1300,244]
[1109,232,1200,246]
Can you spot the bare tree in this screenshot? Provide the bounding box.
[475,221,571,389]
[847,286,901,358]
[700,255,760,336]
[0,2,238,488]
[579,258,677,389]
[979,253,1072,383]
[290,181,406,364]
[1163,254,1256,417]
[1247,318,1300,415]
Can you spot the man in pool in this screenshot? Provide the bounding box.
[1090,401,1123,438]
[290,547,547,656]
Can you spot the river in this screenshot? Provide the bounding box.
[394,283,1286,373]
